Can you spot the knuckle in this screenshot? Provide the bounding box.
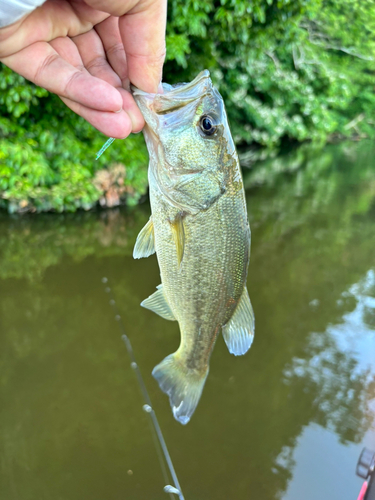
[128,48,166,66]
[34,53,60,85]
[105,43,128,80]
[85,55,108,71]
[63,70,84,98]
[105,42,125,58]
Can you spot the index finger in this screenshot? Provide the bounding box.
[120,0,167,93]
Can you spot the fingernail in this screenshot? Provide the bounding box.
[121,78,131,92]
[115,108,123,114]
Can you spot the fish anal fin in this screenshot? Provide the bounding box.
[133,217,155,259]
[141,284,176,321]
[152,353,209,425]
[169,213,185,267]
[222,287,255,356]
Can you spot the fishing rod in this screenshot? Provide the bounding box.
[101,277,185,500]
[356,448,375,500]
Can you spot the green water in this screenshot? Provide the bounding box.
[0,141,374,500]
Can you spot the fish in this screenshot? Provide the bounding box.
[132,70,254,425]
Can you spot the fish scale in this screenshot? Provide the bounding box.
[132,71,255,424]
[152,183,249,359]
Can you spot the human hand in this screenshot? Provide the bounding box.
[0,0,167,138]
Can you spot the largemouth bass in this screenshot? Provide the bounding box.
[132,70,254,424]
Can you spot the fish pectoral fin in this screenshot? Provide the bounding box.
[133,217,156,259]
[222,287,255,356]
[141,284,176,321]
[152,353,209,425]
[169,213,185,267]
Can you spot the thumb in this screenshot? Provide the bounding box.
[120,0,167,93]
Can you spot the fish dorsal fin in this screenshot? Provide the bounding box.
[169,213,185,266]
[141,284,176,321]
[222,287,255,356]
[133,217,155,259]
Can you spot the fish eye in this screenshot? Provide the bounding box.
[199,115,217,136]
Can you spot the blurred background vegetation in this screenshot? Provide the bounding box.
[1,0,374,213]
[1,140,373,280]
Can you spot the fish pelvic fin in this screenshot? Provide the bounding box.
[222,287,255,356]
[133,217,155,259]
[152,353,208,425]
[141,284,176,321]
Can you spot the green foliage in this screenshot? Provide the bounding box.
[1,0,375,212]
[164,0,375,148]
[0,66,148,213]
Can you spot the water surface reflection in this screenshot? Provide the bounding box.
[0,141,374,499]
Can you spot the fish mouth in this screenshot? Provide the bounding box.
[132,70,212,115]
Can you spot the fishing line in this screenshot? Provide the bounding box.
[96,138,116,160]
[101,277,185,500]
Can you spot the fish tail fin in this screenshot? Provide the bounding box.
[152,353,208,425]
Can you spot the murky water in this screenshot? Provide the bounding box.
[0,141,374,500]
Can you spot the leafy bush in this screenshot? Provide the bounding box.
[0,67,148,213]
[164,0,375,147]
[1,0,374,212]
